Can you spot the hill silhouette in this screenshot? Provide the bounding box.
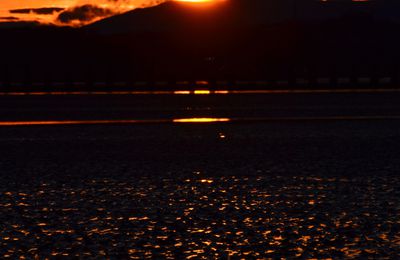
[87,0,400,34]
[1,0,400,91]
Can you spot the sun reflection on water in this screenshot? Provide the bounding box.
[173,118,230,123]
[0,175,399,258]
[193,90,211,95]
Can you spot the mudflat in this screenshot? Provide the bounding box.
[0,120,399,258]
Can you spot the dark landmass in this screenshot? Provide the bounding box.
[1,0,400,90]
[0,21,42,29]
[87,0,400,34]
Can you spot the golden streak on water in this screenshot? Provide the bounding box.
[214,90,229,94]
[173,91,191,95]
[193,90,211,95]
[0,120,146,126]
[173,118,230,123]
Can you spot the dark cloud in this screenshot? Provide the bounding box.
[9,8,65,15]
[0,17,19,21]
[9,9,30,14]
[57,5,115,24]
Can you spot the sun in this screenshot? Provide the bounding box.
[174,0,224,3]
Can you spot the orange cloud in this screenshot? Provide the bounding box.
[0,0,168,25]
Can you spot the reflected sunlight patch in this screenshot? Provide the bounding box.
[173,118,230,123]
[193,90,211,95]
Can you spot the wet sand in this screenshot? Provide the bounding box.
[0,120,399,258]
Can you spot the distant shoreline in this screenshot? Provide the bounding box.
[0,77,398,92]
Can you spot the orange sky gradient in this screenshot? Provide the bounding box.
[0,0,168,25]
[0,0,370,26]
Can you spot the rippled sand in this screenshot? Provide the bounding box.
[1,174,399,258]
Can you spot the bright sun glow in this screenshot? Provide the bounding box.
[175,0,225,3]
[175,0,210,2]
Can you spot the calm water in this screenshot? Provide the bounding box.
[1,174,399,258]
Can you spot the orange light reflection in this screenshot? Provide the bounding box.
[173,91,191,95]
[194,90,211,95]
[173,118,230,123]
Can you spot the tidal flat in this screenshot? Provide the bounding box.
[0,121,399,258]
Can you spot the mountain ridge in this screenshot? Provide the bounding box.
[86,0,400,34]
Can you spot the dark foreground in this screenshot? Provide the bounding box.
[0,92,400,258]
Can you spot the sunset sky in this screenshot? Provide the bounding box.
[0,0,374,26]
[0,0,167,25]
